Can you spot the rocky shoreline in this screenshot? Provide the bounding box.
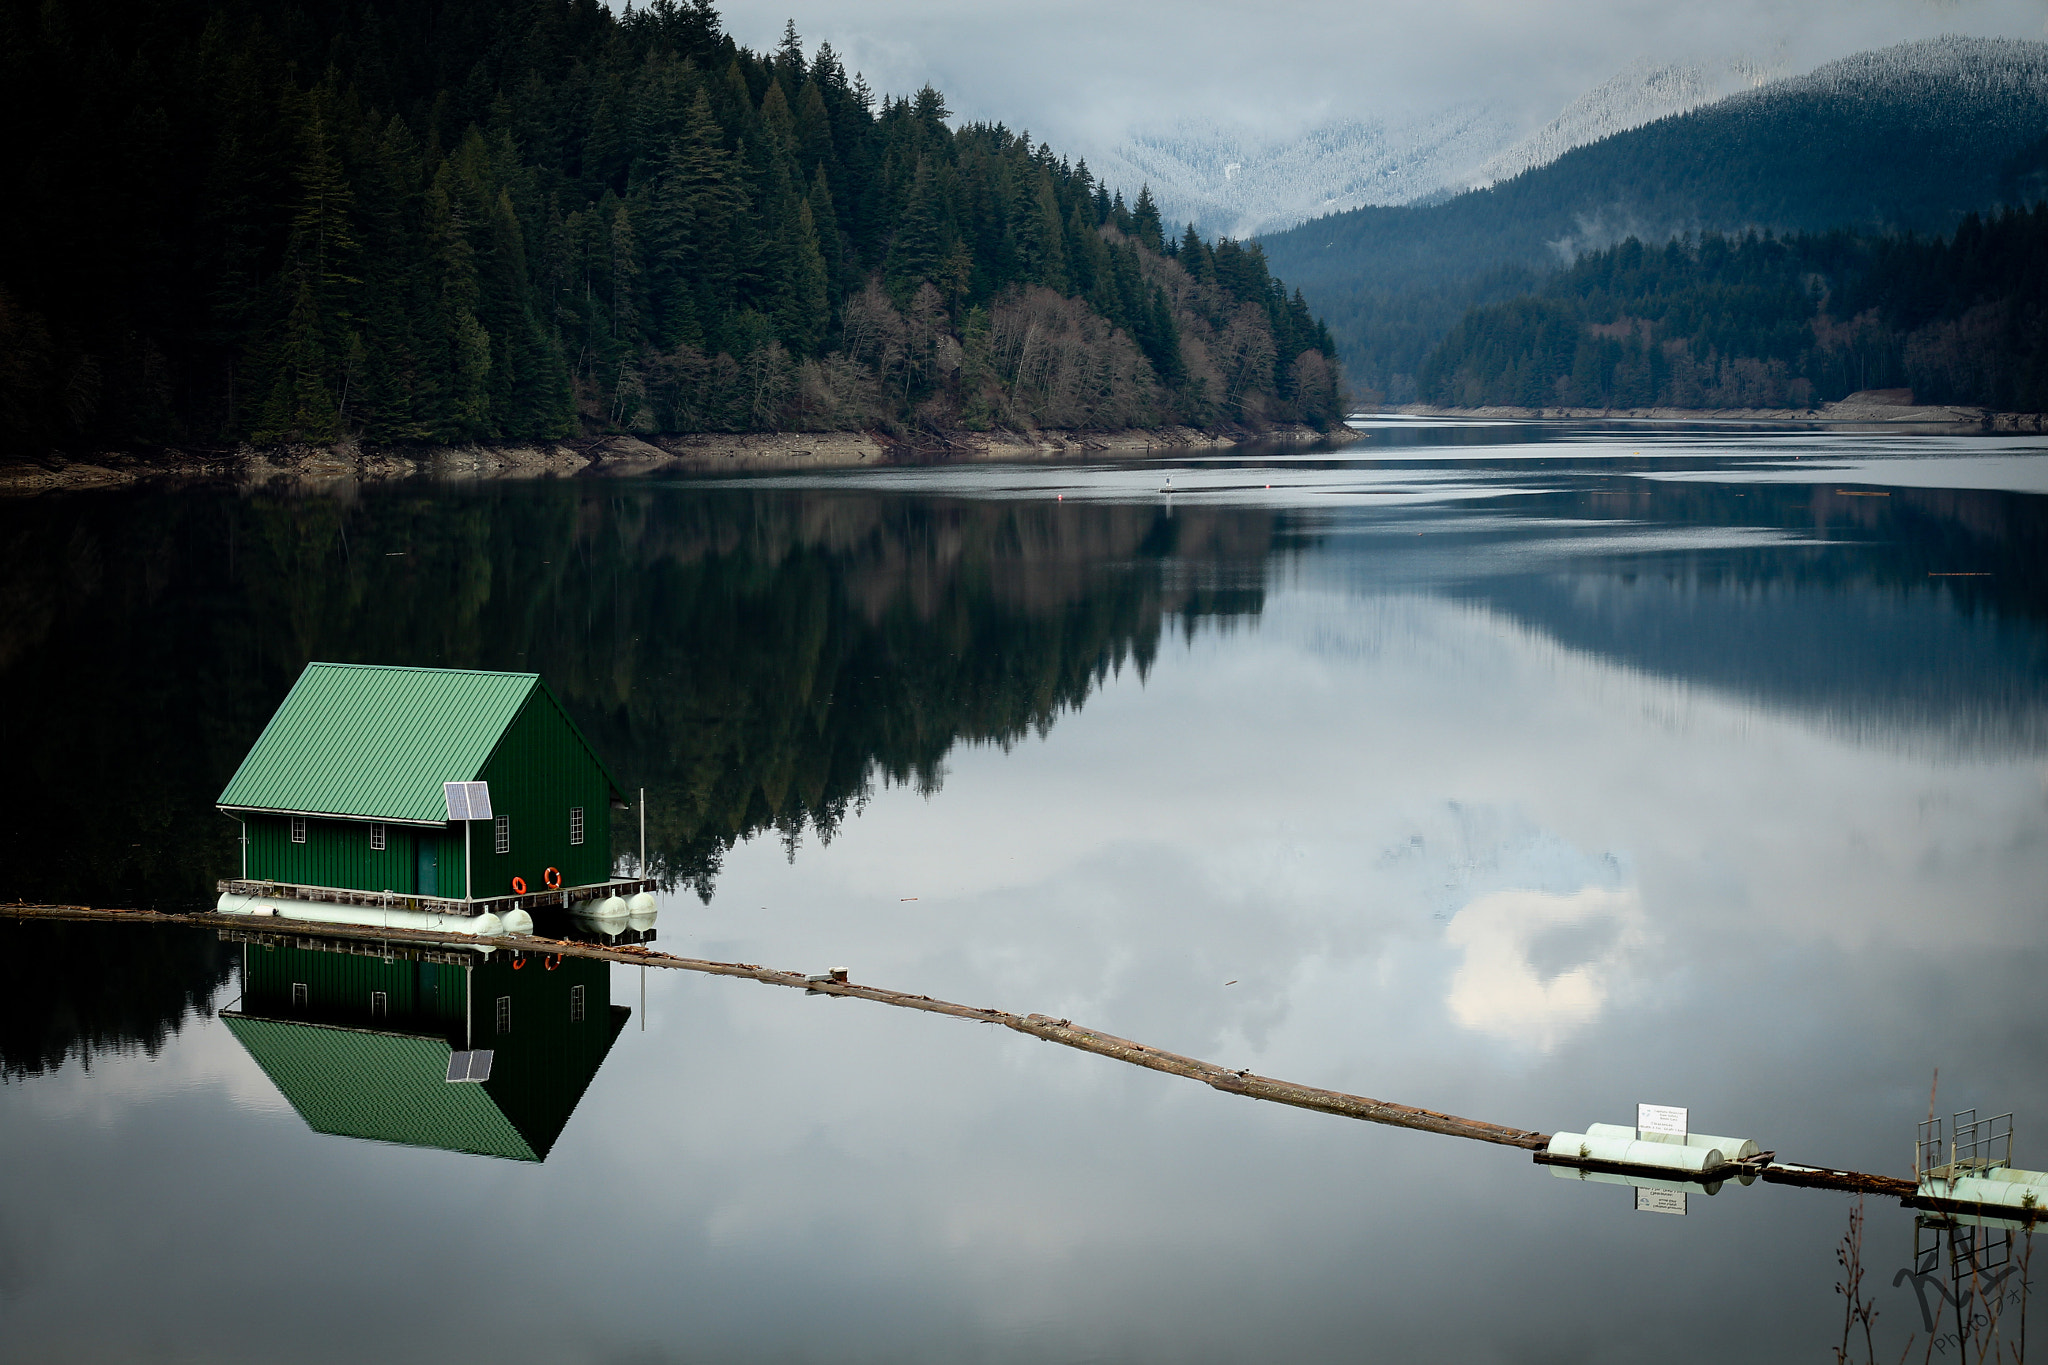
[0,422,1352,496]
[1389,397,2048,430]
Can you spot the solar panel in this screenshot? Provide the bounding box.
[443,781,492,821]
[445,1050,472,1082]
[466,1049,494,1081]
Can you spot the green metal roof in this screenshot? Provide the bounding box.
[218,664,541,825]
[223,1013,540,1161]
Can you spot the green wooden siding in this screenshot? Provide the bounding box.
[244,814,425,891]
[473,692,614,896]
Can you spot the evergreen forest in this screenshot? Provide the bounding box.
[1417,208,2048,411]
[0,0,1343,455]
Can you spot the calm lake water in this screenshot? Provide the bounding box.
[3,420,2046,1363]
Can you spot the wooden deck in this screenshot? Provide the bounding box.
[213,876,658,918]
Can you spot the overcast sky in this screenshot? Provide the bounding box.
[704,0,2048,148]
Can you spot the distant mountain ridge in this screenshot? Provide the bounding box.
[1083,54,1783,238]
[1256,36,2048,397]
[1084,105,1519,238]
[1467,56,1781,191]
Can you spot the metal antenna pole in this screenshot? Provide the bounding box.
[639,787,646,877]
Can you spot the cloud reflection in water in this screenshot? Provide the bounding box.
[1446,884,1645,1050]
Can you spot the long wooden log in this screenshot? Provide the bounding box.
[0,902,1923,1192]
[1761,1164,1917,1198]
[5,902,1547,1147]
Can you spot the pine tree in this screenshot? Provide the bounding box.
[885,157,945,297]
[424,159,490,439]
[1012,168,1067,293]
[807,164,846,297]
[643,88,746,348]
[1131,185,1165,254]
[252,104,360,442]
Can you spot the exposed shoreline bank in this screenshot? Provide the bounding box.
[0,422,1352,496]
[1387,399,2048,430]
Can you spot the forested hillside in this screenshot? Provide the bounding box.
[0,0,1341,454]
[1259,38,2048,400]
[1417,208,2048,412]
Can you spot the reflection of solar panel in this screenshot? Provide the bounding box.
[444,1049,495,1082]
[442,781,492,821]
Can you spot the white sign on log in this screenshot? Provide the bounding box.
[1638,1103,1688,1138]
[1636,1186,1686,1215]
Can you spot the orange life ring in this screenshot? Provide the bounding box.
[543,866,562,890]
[511,876,527,895]
[544,955,561,971]
[512,956,526,970]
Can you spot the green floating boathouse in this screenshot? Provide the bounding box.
[216,663,652,922]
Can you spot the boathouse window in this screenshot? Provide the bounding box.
[495,996,512,1034]
[291,982,308,1007]
[494,814,510,855]
[290,816,307,843]
[370,822,386,851]
[569,807,585,846]
[370,991,388,1018]
[570,984,586,1022]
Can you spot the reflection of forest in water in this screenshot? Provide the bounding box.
[3,460,2044,1102]
[1265,472,2048,753]
[0,921,232,1080]
[1446,479,2048,754]
[0,483,1275,911]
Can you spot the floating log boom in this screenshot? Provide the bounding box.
[0,902,1931,1195]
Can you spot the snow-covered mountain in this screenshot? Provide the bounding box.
[1082,54,1788,238]
[1083,104,1519,240]
[1468,55,1783,189]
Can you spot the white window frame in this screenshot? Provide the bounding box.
[569,807,584,846]
[370,990,388,1018]
[494,814,510,855]
[495,996,512,1034]
[291,982,308,1007]
[370,822,386,851]
[570,984,586,1022]
[290,816,307,844]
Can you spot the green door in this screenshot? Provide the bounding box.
[417,839,438,896]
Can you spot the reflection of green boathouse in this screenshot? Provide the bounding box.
[222,931,627,1161]
[214,663,653,932]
